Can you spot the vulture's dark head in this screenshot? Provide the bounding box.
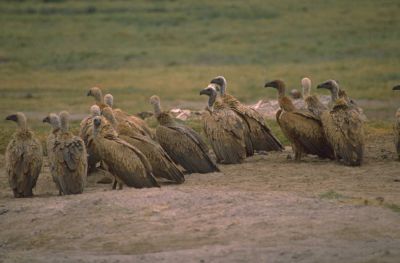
[392,85,400,91]
[200,85,218,97]
[6,114,18,122]
[317,79,339,90]
[264,80,285,89]
[210,76,226,87]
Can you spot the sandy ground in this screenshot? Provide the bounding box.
[0,133,399,263]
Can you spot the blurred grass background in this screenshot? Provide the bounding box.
[0,0,399,152]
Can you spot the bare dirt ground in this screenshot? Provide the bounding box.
[0,133,399,263]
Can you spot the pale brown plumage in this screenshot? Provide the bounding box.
[211,76,283,152]
[103,93,155,139]
[200,85,247,164]
[318,80,365,166]
[5,112,43,198]
[87,87,108,110]
[102,107,185,183]
[92,116,159,188]
[79,105,102,173]
[264,80,334,161]
[150,95,220,173]
[43,113,62,193]
[392,85,400,160]
[302,77,328,118]
[43,113,61,157]
[316,79,366,119]
[47,111,87,195]
[337,89,367,121]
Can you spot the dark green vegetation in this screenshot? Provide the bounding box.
[0,0,399,152]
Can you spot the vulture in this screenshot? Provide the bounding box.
[102,93,154,139]
[80,105,102,173]
[149,95,220,173]
[43,113,61,157]
[302,77,328,117]
[102,107,185,183]
[393,85,400,160]
[317,80,365,166]
[5,112,43,197]
[338,89,367,121]
[92,116,160,188]
[47,111,87,195]
[43,113,62,192]
[200,84,247,164]
[264,80,334,161]
[316,79,366,120]
[87,87,108,110]
[210,76,283,152]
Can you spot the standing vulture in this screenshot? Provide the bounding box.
[49,111,88,194]
[393,85,400,160]
[149,95,220,173]
[43,113,62,192]
[264,80,334,161]
[200,84,247,164]
[92,116,160,188]
[80,105,102,173]
[302,77,328,117]
[210,76,283,152]
[5,112,43,197]
[317,80,365,166]
[43,113,61,157]
[102,107,185,183]
[103,93,155,139]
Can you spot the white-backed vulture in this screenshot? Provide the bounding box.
[264,80,334,161]
[316,80,366,120]
[149,95,220,173]
[200,84,247,164]
[102,107,185,183]
[43,113,62,193]
[87,87,108,110]
[49,111,88,195]
[92,116,160,188]
[302,77,328,117]
[43,113,61,156]
[80,105,102,173]
[102,93,155,139]
[5,113,43,198]
[317,80,365,166]
[207,77,253,157]
[210,76,283,153]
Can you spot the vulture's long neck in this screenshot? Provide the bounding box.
[219,82,226,96]
[207,92,217,112]
[94,90,103,104]
[302,84,310,98]
[51,117,61,133]
[153,101,162,118]
[330,86,339,102]
[104,111,118,129]
[17,116,28,131]
[276,83,286,100]
[60,116,69,133]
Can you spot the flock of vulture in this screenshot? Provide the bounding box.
[4,76,400,198]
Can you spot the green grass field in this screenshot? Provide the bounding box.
[0,0,399,152]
